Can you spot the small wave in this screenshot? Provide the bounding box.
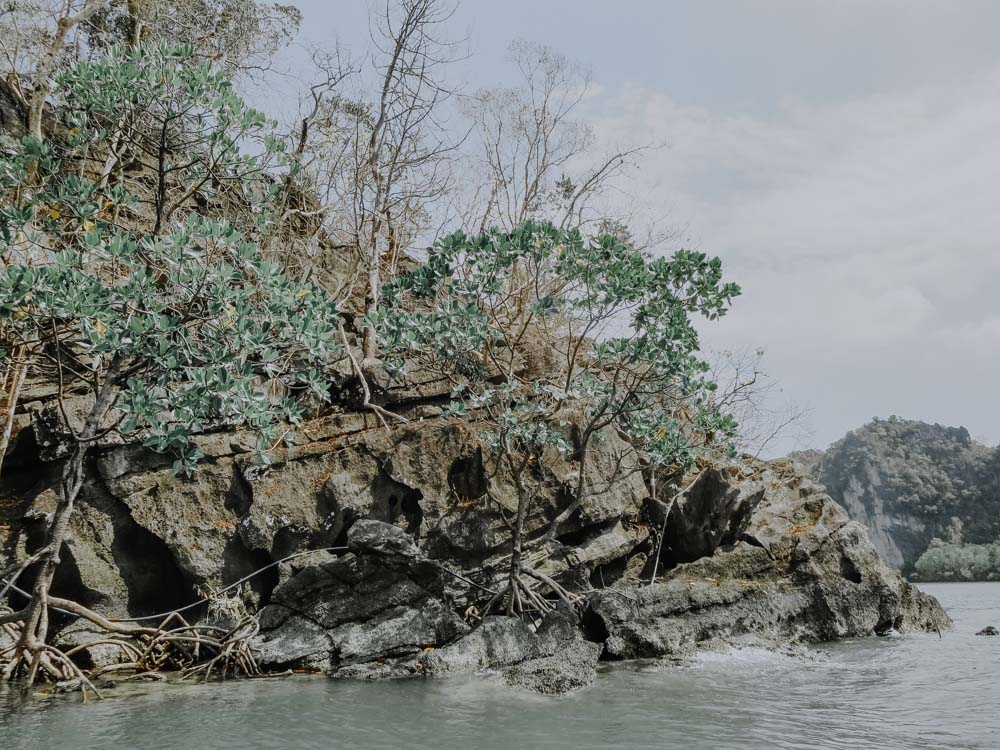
[691,642,829,667]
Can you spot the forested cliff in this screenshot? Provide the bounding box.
[792,417,1000,577]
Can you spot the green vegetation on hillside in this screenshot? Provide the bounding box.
[808,416,1000,575]
[914,540,1000,582]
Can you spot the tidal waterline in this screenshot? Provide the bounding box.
[2,583,997,750]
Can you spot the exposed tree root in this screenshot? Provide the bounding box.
[481,566,584,622]
[0,545,352,699]
[0,595,265,699]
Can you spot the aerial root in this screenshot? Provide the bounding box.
[482,567,584,622]
[0,597,265,698]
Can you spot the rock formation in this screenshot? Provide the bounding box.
[1,383,951,693]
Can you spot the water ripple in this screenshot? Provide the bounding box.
[1,583,997,750]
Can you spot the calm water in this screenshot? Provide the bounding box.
[1,583,998,750]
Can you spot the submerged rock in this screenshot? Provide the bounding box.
[502,639,602,694]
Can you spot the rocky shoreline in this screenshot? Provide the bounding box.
[1,382,951,695]
[249,480,949,694]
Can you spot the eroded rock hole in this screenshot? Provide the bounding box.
[0,422,42,484]
[590,556,629,589]
[225,467,253,516]
[650,470,759,573]
[580,607,616,658]
[840,555,863,584]
[370,463,424,537]
[448,449,488,501]
[246,548,280,607]
[222,538,279,610]
[113,517,195,617]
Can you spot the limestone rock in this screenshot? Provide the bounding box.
[2,389,953,696]
[420,617,541,674]
[254,520,468,673]
[794,418,999,572]
[502,639,601,694]
[589,467,951,661]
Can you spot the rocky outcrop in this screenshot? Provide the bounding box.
[589,468,949,661]
[251,521,605,694]
[253,466,947,691]
[1,384,951,694]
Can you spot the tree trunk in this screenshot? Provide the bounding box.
[126,0,150,47]
[16,445,87,688]
[506,456,530,616]
[0,356,27,476]
[362,241,380,362]
[27,0,107,142]
[7,357,119,689]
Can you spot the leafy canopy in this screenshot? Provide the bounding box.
[0,44,341,474]
[373,221,741,470]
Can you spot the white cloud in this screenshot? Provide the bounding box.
[583,66,1000,452]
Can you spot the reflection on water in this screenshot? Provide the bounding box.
[2,583,998,750]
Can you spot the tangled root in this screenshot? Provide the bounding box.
[481,565,584,622]
[0,594,264,699]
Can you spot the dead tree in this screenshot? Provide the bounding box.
[463,39,651,236]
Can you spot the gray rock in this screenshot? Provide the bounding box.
[348,519,421,559]
[421,608,598,694]
[661,469,763,565]
[589,466,950,661]
[254,521,469,673]
[53,622,130,670]
[421,617,541,674]
[502,639,602,694]
[976,625,998,636]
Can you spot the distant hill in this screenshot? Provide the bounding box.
[789,416,1000,575]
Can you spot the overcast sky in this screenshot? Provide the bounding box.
[274,0,1000,454]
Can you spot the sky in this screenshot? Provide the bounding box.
[268,0,1000,455]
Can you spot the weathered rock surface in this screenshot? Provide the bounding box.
[1,382,951,694]
[416,607,602,693]
[502,639,602,694]
[588,467,950,661]
[253,520,469,673]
